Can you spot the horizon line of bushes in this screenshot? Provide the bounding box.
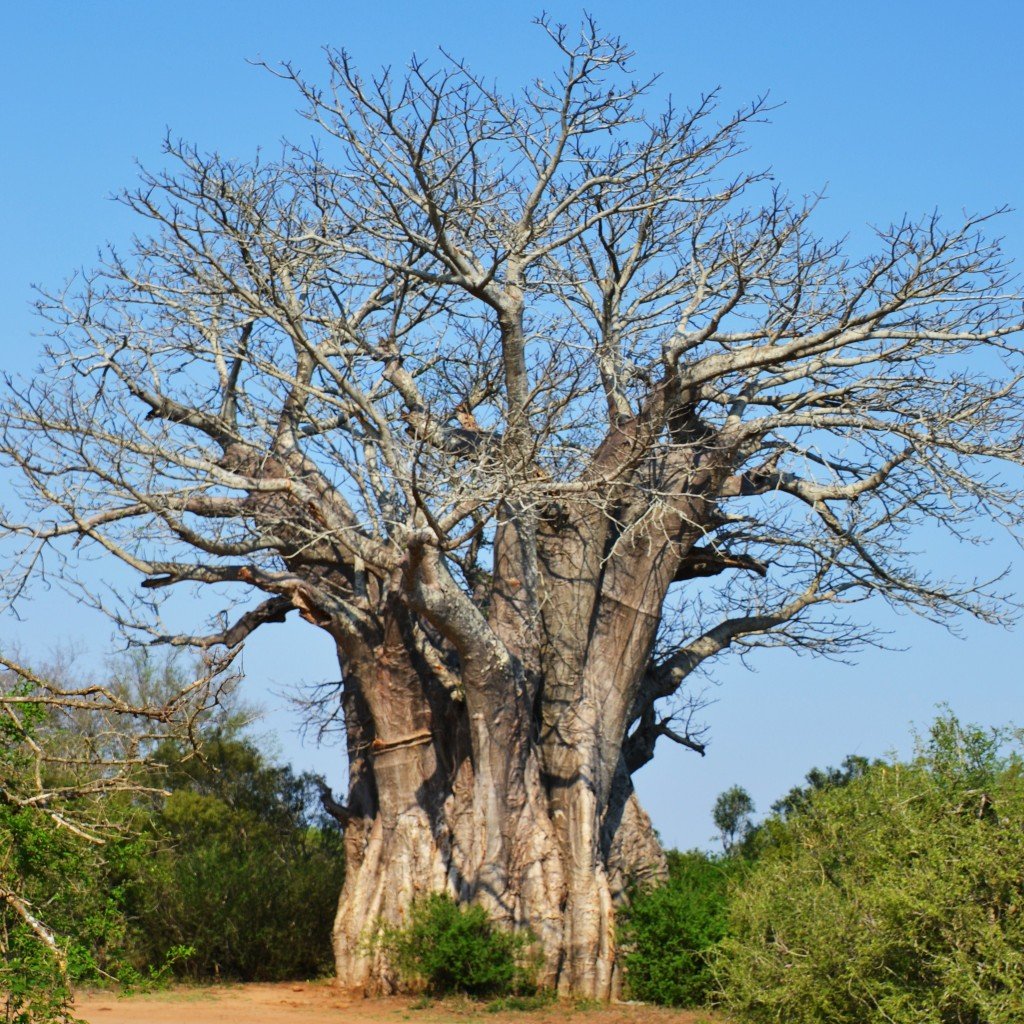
[618,710,1024,1023]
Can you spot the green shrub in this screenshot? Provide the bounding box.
[0,651,342,1019]
[380,893,536,997]
[0,684,157,1024]
[126,736,345,981]
[617,850,737,1007]
[714,713,1024,1024]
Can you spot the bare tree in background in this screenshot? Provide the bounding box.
[2,18,1022,997]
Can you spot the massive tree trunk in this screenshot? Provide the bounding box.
[329,607,572,993]
[326,486,682,998]
[330,662,666,998]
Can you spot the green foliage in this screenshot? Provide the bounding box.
[1,937,70,1024]
[379,893,537,997]
[769,753,877,819]
[711,785,756,853]
[125,734,345,981]
[1,801,147,1020]
[714,713,1024,1024]
[1,648,344,1021]
[0,677,147,1023]
[617,850,738,1007]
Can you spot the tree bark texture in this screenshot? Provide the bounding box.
[326,531,675,998]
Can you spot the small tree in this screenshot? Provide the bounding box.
[712,786,755,854]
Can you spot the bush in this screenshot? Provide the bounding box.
[0,685,155,1024]
[380,893,536,997]
[617,850,737,1007]
[126,736,345,981]
[714,713,1024,1024]
[0,651,344,1020]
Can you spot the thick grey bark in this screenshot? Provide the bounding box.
[327,646,568,992]
[330,675,663,998]
[323,477,689,997]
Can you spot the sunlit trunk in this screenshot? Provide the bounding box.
[328,582,668,997]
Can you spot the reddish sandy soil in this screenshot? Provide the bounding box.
[73,983,720,1024]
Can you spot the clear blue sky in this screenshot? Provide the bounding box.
[2,1,1022,850]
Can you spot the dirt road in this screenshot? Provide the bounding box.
[73,983,715,1024]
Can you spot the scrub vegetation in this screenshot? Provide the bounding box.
[0,652,343,1023]
[618,712,1024,1023]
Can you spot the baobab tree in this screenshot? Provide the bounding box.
[2,18,1022,998]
